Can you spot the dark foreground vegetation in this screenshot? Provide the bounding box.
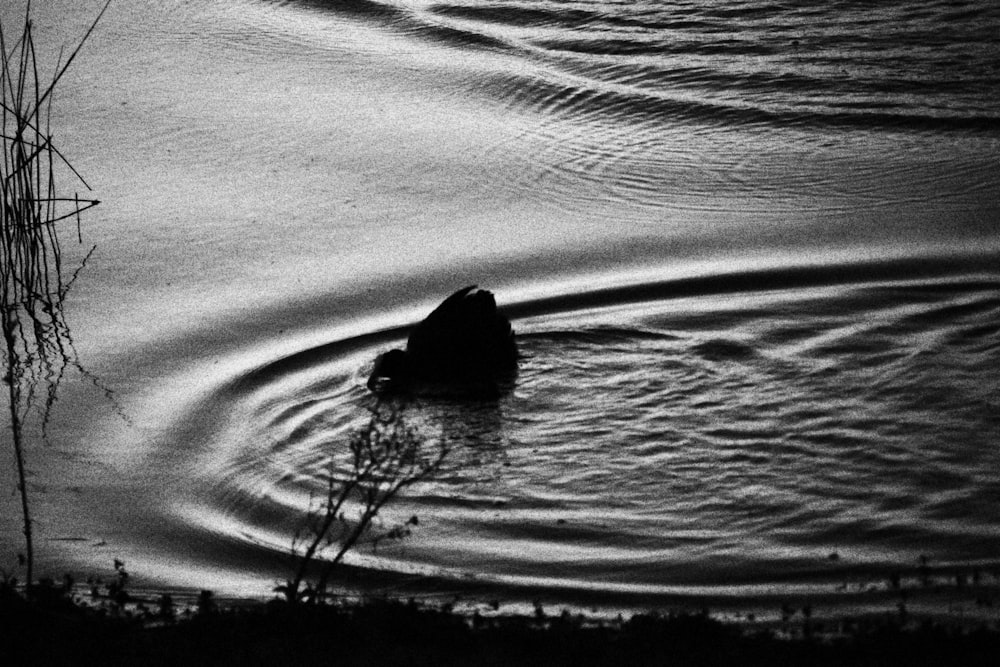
[4,583,1000,667]
[2,5,998,666]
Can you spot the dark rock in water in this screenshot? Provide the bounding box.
[367,285,518,395]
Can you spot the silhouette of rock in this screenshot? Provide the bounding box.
[368,286,518,395]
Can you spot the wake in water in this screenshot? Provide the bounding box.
[297,0,1000,131]
[166,259,1000,615]
[287,0,1000,232]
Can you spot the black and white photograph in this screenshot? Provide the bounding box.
[2,1,998,664]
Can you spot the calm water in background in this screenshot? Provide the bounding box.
[1,0,999,618]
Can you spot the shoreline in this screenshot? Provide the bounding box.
[5,580,1000,667]
[13,553,1000,629]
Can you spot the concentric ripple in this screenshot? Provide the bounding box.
[171,262,1000,601]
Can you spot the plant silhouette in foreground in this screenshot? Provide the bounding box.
[279,398,448,604]
[1,1,109,595]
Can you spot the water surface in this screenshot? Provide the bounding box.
[1,0,998,619]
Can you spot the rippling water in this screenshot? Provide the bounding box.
[191,263,1000,596]
[1,0,998,617]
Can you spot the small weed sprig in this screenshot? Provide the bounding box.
[279,399,448,604]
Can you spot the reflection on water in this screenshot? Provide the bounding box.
[0,0,997,617]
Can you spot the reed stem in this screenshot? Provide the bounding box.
[1,0,108,596]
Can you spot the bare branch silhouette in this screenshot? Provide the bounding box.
[279,398,448,604]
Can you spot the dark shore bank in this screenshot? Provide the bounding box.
[5,583,1000,667]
